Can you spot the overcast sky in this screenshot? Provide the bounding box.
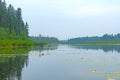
[6,0,120,40]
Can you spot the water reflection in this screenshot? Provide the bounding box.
[0,48,30,80]
[29,44,58,57]
[1,44,120,80]
[32,44,58,52]
[23,45,120,80]
[70,45,120,53]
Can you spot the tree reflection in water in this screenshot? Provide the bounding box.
[70,45,120,53]
[0,44,58,80]
[0,48,30,80]
[32,44,58,52]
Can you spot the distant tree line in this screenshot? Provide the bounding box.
[29,35,59,43]
[0,0,28,40]
[69,33,120,42]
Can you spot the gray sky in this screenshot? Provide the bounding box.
[6,0,120,40]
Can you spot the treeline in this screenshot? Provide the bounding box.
[0,0,28,40]
[29,35,59,43]
[69,33,120,43]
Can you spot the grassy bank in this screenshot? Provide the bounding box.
[68,41,120,45]
[0,40,34,48]
[0,40,48,48]
[0,47,31,54]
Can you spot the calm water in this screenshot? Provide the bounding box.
[0,44,120,80]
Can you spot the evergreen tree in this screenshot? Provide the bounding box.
[0,0,29,40]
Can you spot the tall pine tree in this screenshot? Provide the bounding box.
[0,0,29,40]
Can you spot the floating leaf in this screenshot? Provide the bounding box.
[91,70,97,73]
[107,77,115,80]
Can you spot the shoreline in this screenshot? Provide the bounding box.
[0,40,46,49]
[64,41,120,46]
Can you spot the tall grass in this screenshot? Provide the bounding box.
[0,40,34,48]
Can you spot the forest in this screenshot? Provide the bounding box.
[0,0,28,40]
[69,33,120,43]
[0,0,58,47]
[29,35,59,43]
[1,0,120,46]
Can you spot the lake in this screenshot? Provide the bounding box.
[0,44,120,80]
